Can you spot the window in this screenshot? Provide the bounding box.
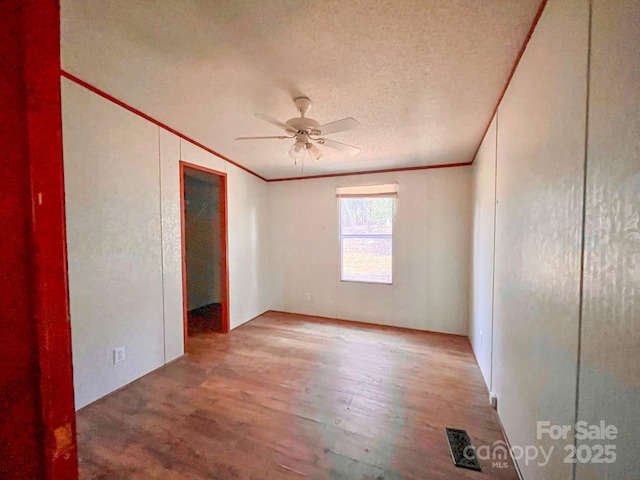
[338,184,397,284]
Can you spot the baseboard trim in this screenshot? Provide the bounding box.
[265,309,468,337]
[494,409,524,480]
[463,362,523,480]
[231,310,271,330]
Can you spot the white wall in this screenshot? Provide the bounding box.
[472,1,588,478]
[63,79,166,409]
[268,168,472,334]
[470,0,640,478]
[227,163,272,329]
[577,1,640,477]
[493,2,588,478]
[159,128,183,363]
[469,115,497,388]
[63,79,271,408]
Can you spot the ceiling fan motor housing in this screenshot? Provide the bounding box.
[286,116,319,134]
[294,132,310,145]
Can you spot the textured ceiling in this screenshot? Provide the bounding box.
[61,0,543,180]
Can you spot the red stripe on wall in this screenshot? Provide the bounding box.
[471,0,549,163]
[60,71,475,182]
[60,70,269,182]
[268,161,473,183]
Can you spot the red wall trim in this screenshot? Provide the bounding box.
[1,1,78,478]
[269,161,472,182]
[470,0,549,164]
[60,71,475,182]
[60,69,268,182]
[27,3,79,479]
[179,166,188,351]
[179,161,231,353]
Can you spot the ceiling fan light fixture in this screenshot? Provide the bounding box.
[288,142,305,160]
[307,143,323,160]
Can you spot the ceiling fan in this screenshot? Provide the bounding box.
[236,97,360,165]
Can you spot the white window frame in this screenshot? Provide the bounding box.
[337,184,398,285]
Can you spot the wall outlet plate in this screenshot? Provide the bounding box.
[304,292,311,302]
[114,346,125,364]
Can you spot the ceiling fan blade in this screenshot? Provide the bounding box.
[255,113,298,133]
[316,117,360,136]
[315,138,360,155]
[308,143,323,160]
[235,135,291,140]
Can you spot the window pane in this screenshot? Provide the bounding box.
[340,197,393,235]
[340,195,393,284]
[341,236,392,283]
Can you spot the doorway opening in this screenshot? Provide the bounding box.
[180,161,229,352]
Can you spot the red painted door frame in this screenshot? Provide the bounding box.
[179,161,231,352]
[0,0,78,478]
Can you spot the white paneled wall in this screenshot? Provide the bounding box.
[493,1,588,478]
[227,163,272,329]
[268,168,472,334]
[469,115,497,389]
[470,0,640,478]
[159,129,183,363]
[62,79,271,408]
[577,1,640,477]
[62,80,166,408]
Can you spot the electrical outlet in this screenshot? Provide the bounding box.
[489,392,498,409]
[113,346,125,364]
[480,331,483,349]
[304,292,311,302]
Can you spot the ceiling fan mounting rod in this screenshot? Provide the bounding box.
[293,96,312,118]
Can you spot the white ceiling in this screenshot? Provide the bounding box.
[61,0,542,180]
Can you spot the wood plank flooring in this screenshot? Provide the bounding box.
[76,311,518,479]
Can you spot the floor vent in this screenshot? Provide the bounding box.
[445,428,482,472]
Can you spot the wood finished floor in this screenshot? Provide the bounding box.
[76,312,518,479]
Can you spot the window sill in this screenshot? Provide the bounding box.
[340,279,393,286]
